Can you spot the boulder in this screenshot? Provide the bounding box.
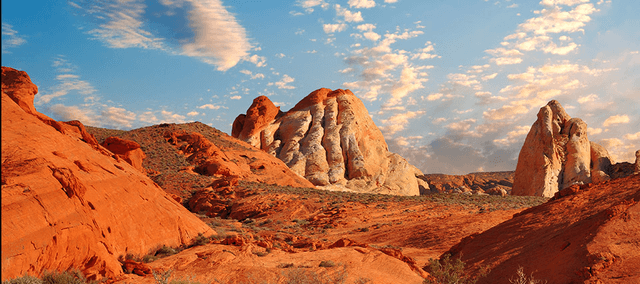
[102,136,146,172]
[232,88,426,196]
[513,100,614,197]
[1,67,214,280]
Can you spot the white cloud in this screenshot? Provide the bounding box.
[379,110,425,135]
[446,118,477,132]
[159,110,186,123]
[384,0,398,3]
[84,0,252,71]
[273,74,296,89]
[275,53,286,58]
[323,23,348,34]
[482,73,498,80]
[336,4,364,22]
[577,94,598,104]
[296,0,329,13]
[356,23,376,31]
[246,54,267,67]
[102,106,137,128]
[588,127,602,136]
[363,31,381,41]
[348,0,376,9]
[602,115,630,127]
[49,104,97,126]
[1,22,27,53]
[230,95,242,100]
[198,104,223,110]
[493,125,531,147]
[36,56,97,105]
[187,111,200,116]
[426,93,443,101]
[483,104,529,120]
[624,132,640,141]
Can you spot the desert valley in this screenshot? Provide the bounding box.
[2,66,640,284]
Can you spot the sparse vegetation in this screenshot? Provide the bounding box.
[318,260,337,268]
[2,270,96,284]
[509,267,547,284]
[423,254,480,284]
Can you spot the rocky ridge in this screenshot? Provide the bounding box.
[232,88,428,196]
[444,174,640,284]
[1,67,213,280]
[420,171,514,196]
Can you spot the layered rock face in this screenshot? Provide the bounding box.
[1,67,213,280]
[512,100,613,197]
[232,88,427,196]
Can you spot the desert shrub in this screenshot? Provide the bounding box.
[189,233,211,248]
[2,275,43,284]
[509,266,547,284]
[318,260,336,268]
[423,254,477,284]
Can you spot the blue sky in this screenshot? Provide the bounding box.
[2,0,639,174]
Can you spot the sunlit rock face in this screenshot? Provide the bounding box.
[232,88,428,196]
[1,66,213,280]
[512,100,614,197]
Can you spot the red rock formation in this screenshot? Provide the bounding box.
[232,88,428,196]
[231,96,281,146]
[164,130,313,188]
[102,136,146,172]
[512,100,615,197]
[1,67,214,280]
[444,175,640,284]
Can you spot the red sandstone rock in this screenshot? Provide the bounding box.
[1,67,214,281]
[513,100,618,197]
[445,175,640,284]
[102,136,147,172]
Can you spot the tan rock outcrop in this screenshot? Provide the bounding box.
[1,67,214,280]
[232,88,427,196]
[635,150,640,174]
[512,100,613,197]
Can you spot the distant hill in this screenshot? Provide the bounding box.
[420,171,515,195]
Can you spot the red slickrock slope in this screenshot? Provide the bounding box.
[445,174,640,284]
[1,67,213,280]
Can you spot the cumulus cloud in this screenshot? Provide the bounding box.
[323,23,348,34]
[102,106,137,128]
[577,94,598,104]
[493,125,531,147]
[49,104,98,126]
[296,0,329,13]
[198,104,223,110]
[336,4,364,22]
[379,110,425,136]
[348,0,376,9]
[187,111,200,116]
[602,115,630,127]
[270,74,296,89]
[356,23,376,31]
[2,22,27,53]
